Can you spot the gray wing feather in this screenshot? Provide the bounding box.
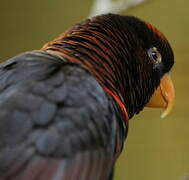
[0,51,119,180]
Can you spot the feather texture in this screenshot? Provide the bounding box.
[0,14,174,180]
[42,14,174,118]
[0,51,127,180]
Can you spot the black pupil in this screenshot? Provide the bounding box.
[151,51,157,60]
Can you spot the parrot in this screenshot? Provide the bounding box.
[0,14,175,180]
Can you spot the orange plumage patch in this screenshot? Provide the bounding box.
[104,87,129,123]
[145,22,166,39]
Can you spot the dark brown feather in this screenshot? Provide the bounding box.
[42,14,174,118]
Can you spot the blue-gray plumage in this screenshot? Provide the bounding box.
[0,51,126,180]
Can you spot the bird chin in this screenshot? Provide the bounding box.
[146,73,175,118]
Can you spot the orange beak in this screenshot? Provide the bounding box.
[146,73,175,118]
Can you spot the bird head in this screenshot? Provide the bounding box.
[115,15,175,119]
[42,14,175,120]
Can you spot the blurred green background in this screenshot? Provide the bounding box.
[0,0,188,179]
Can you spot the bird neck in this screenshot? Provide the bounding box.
[104,87,129,123]
[44,46,130,121]
[41,17,146,119]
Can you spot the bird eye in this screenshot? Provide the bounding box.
[147,47,162,64]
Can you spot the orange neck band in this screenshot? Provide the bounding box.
[104,88,129,123]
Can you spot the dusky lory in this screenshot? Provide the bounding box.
[0,14,175,180]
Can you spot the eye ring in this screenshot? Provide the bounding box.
[147,47,162,64]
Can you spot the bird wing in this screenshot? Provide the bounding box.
[0,51,121,180]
